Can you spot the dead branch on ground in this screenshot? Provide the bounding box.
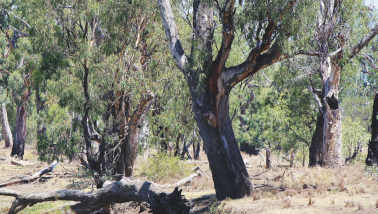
[252,169,269,177]
[0,161,59,188]
[254,183,285,191]
[159,173,201,189]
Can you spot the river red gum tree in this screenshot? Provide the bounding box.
[307,0,378,167]
[158,0,296,200]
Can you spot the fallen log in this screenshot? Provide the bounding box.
[0,178,192,214]
[0,161,59,188]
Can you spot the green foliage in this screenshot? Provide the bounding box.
[138,152,193,182]
[342,116,369,158]
[365,165,378,181]
[18,201,69,214]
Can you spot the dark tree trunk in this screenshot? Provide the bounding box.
[0,103,13,148]
[302,147,306,167]
[194,136,201,160]
[11,88,30,159]
[11,105,27,158]
[192,141,196,160]
[35,87,46,142]
[309,113,324,166]
[191,88,253,199]
[174,134,181,156]
[366,92,378,166]
[81,60,105,189]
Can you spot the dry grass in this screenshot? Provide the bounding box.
[0,143,377,214]
[345,200,356,207]
[281,197,292,208]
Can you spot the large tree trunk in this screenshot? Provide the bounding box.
[309,113,324,166]
[0,103,13,148]
[11,88,30,159]
[366,92,378,166]
[191,88,253,200]
[322,59,342,167]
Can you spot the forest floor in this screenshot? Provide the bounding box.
[0,142,377,214]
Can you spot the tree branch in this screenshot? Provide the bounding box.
[225,42,282,87]
[279,48,342,61]
[362,53,378,74]
[308,86,324,115]
[158,0,188,72]
[350,23,378,59]
[209,0,236,92]
[1,8,31,29]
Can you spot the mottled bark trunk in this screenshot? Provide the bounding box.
[265,147,272,169]
[366,93,378,166]
[322,61,342,167]
[0,103,13,148]
[290,151,295,167]
[309,113,324,166]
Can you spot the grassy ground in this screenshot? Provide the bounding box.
[0,141,377,214]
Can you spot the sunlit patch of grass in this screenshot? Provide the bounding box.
[19,201,69,214]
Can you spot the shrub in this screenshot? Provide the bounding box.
[138,152,193,183]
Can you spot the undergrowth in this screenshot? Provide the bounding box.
[138,152,193,183]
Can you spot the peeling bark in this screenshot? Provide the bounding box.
[265,147,272,169]
[0,103,13,148]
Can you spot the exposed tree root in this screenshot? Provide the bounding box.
[0,161,59,188]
